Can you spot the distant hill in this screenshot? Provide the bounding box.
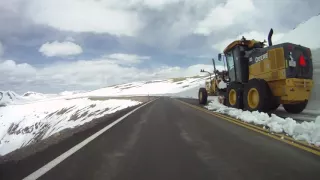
[0,91,23,106]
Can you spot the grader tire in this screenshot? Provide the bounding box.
[243,79,271,112]
[283,101,307,114]
[226,82,243,109]
[198,88,208,105]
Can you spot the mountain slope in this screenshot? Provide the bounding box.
[0,98,141,155]
[81,76,208,97]
[23,91,57,100]
[0,91,23,106]
[0,91,57,106]
[59,90,86,96]
[1,76,209,107]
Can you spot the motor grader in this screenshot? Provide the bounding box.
[199,29,313,113]
[200,68,228,96]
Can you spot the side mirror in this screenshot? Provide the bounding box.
[218,54,222,61]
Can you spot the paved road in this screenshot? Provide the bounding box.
[1,98,320,180]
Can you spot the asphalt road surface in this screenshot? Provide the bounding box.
[1,98,320,180]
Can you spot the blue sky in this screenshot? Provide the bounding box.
[0,0,320,93]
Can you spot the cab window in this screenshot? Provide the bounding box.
[226,51,236,81]
[226,52,235,70]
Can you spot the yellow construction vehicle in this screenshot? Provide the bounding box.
[199,29,313,113]
[198,68,228,104]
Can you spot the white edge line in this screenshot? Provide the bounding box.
[23,98,158,180]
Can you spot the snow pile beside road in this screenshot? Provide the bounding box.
[205,99,320,147]
[0,98,141,155]
[276,14,320,49]
[274,14,320,113]
[305,48,320,112]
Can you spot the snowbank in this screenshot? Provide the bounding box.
[276,14,320,49]
[304,48,320,112]
[205,99,320,147]
[0,98,141,155]
[274,14,320,117]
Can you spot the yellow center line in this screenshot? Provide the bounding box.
[175,99,320,156]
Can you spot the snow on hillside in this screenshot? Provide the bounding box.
[0,91,58,106]
[276,14,320,49]
[84,76,208,97]
[171,85,201,99]
[1,76,209,105]
[0,98,141,155]
[59,90,86,96]
[0,76,209,155]
[205,98,320,147]
[0,91,24,106]
[23,91,57,100]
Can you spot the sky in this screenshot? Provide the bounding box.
[0,0,320,94]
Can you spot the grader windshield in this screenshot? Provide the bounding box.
[225,51,235,82]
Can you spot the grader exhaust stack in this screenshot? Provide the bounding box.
[268,28,273,46]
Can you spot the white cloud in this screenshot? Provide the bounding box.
[194,0,255,35]
[0,59,36,86]
[7,0,315,54]
[137,0,181,9]
[2,0,319,94]
[0,0,24,12]
[23,0,205,38]
[212,30,285,52]
[0,56,215,93]
[105,53,150,65]
[65,36,75,42]
[39,41,83,57]
[0,41,3,56]
[25,0,143,36]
